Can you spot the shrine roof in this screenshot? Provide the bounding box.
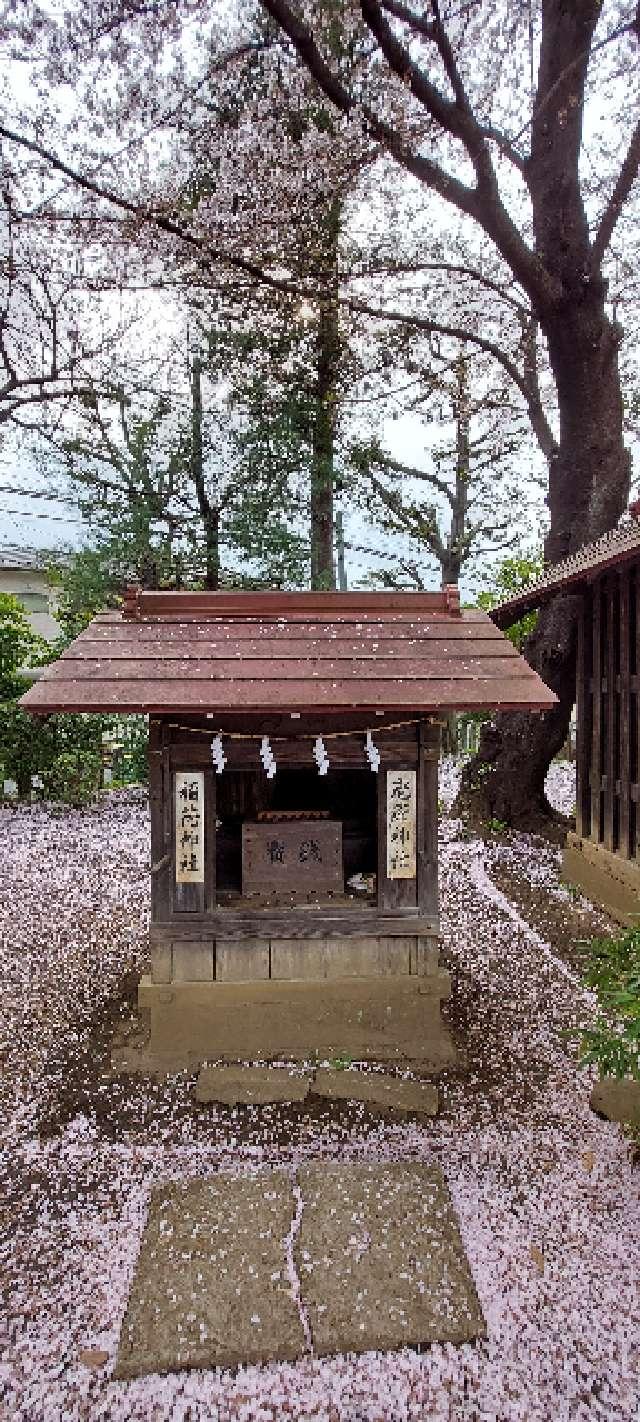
[20,586,556,715]
[492,517,640,629]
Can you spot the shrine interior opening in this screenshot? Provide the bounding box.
[215,768,378,906]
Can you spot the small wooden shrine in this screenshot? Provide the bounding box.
[493,515,640,925]
[22,586,555,1066]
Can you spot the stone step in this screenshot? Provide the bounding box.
[193,1063,439,1115]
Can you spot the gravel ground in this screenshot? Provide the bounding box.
[1,773,638,1422]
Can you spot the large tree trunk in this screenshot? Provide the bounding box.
[261,0,635,814]
[458,0,631,829]
[460,297,630,827]
[190,354,221,590]
[310,198,340,591]
[460,594,580,827]
[445,350,469,587]
[310,293,337,589]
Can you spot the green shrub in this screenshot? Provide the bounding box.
[0,582,148,799]
[102,714,148,786]
[477,550,543,651]
[43,750,103,808]
[579,927,640,1080]
[0,592,49,700]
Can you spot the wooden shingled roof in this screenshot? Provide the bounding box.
[492,517,640,629]
[20,586,556,715]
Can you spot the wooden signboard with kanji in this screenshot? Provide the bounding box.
[175,771,205,883]
[386,770,417,880]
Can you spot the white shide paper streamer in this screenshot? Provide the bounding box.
[260,735,277,779]
[313,736,330,776]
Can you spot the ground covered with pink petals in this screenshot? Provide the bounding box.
[1,772,639,1422]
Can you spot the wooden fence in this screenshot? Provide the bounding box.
[576,565,638,859]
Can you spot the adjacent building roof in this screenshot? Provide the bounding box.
[492,517,640,630]
[20,586,557,716]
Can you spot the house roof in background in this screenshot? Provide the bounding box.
[21,587,557,716]
[491,518,640,630]
[0,544,66,572]
[0,545,47,571]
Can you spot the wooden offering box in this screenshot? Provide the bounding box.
[21,586,556,1067]
[242,818,343,899]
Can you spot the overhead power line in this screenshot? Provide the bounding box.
[0,505,83,523]
[0,483,79,506]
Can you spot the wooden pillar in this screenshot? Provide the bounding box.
[619,567,632,858]
[417,719,440,916]
[168,732,217,983]
[604,575,617,852]
[172,764,216,915]
[591,580,603,844]
[377,736,419,911]
[149,718,173,982]
[575,591,592,840]
[149,717,171,924]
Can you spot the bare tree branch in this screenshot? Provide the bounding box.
[363,447,455,505]
[380,0,435,40]
[262,0,487,215]
[360,0,466,137]
[369,471,447,562]
[347,296,524,392]
[348,258,529,312]
[0,122,309,303]
[591,115,640,269]
[0,386,95,425]
[262,0,559,305]
[362,0,529,175]
[517,314,557,463]
[347,293,559,465]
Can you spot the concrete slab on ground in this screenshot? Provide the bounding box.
[116,1162,485,1377]
[115,1172,304,1378]
[590,1077,640,1125]
[296,1161,486,1356]
[195,1064,312,1106]
[312,1068,438,1116]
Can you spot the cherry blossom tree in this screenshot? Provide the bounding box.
[254,0,640,824]
[2,0,639,821]
[0,195,139,434]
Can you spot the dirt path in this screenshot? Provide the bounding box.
[1,791,638,1422]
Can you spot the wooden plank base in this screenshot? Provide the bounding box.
[269,936,413,980]
[150,911,439,943]
[138,973,457,1067]
[153,935,441,984]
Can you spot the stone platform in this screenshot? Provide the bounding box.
[563,832,640,926]
[136,971,456,1070]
